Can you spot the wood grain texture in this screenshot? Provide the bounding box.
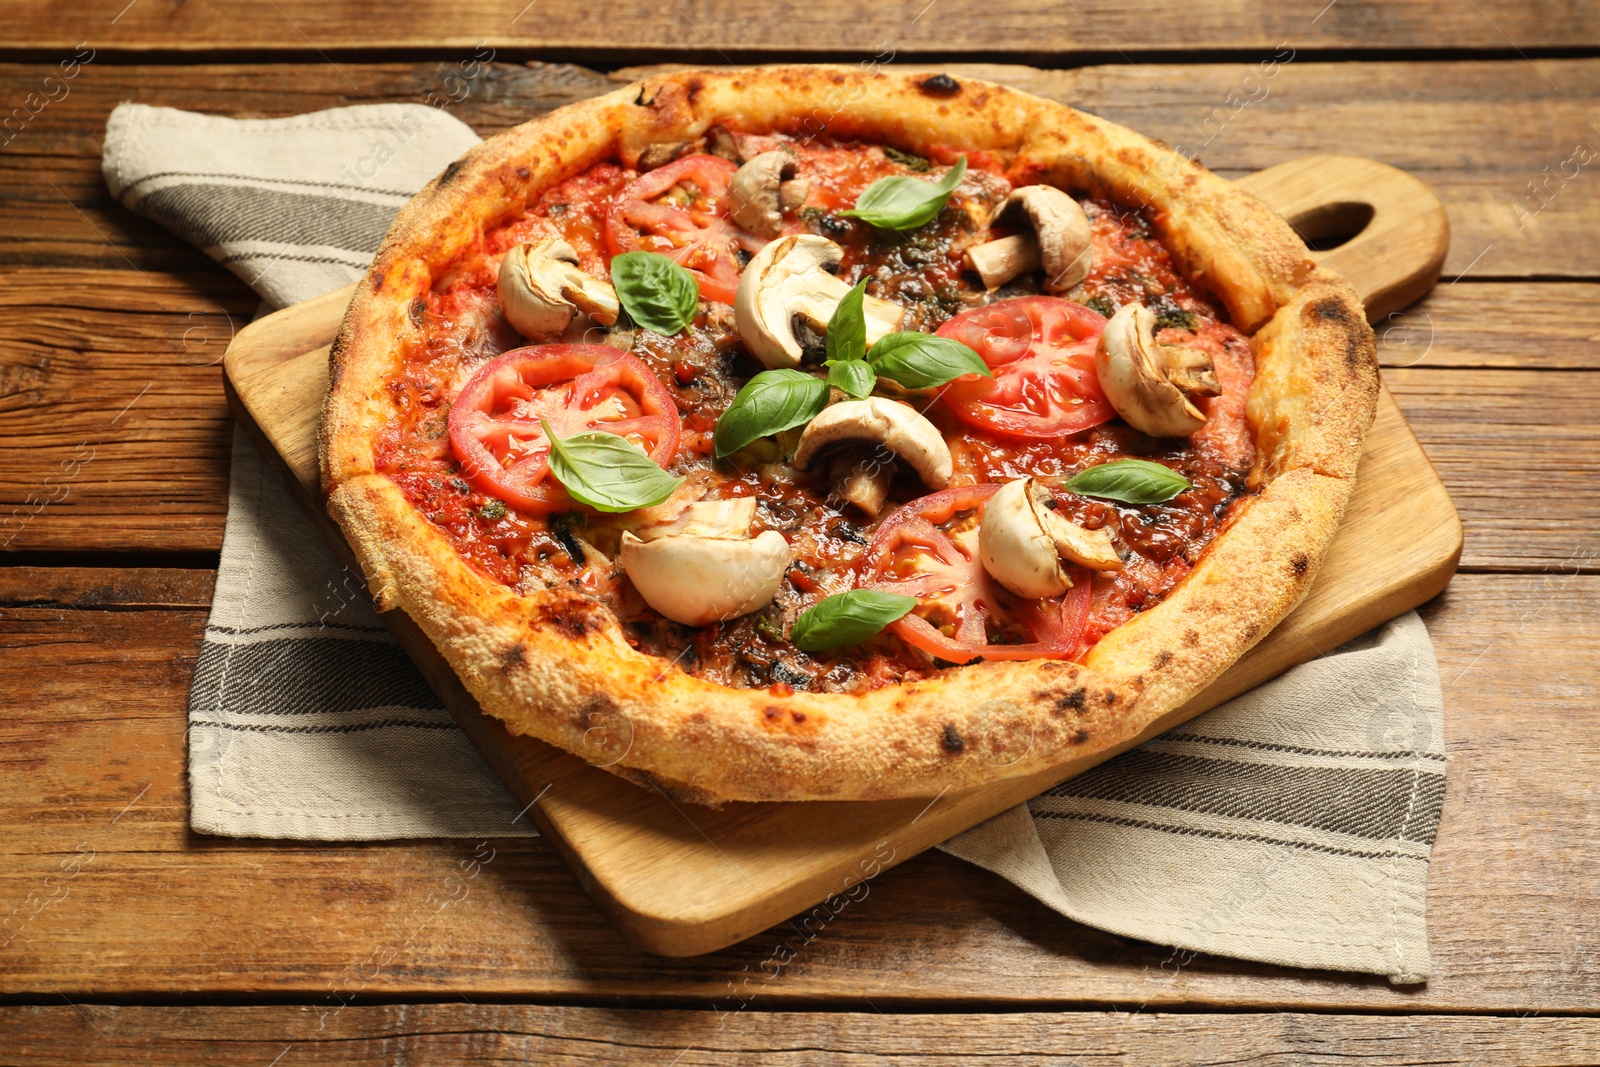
[0,573,1594,1008]
[3,1005,1600,1066]
[1,59,1596,279]
[0,269,250,552]
[6,0,1595,54]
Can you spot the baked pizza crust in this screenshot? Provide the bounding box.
[321,66,1378,804]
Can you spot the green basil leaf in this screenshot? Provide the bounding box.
[824,279,869,365]
[840,156,968,230]
[610,251,698,335]
[712,369,831,458]
[791,589,918,651]
[866,332,991,390]
[826,359,876,399]
[1065,459,1191,504]
[541,419,685,513]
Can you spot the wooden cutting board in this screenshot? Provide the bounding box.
[222,154,1460,956]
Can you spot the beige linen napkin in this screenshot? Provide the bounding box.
[103,101,1444,982]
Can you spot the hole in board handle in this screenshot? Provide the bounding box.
[1288,201,1375,252]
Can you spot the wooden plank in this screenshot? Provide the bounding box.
[0,566,213,608]
[0,269,251,553]
[1,269,1579,570]
[4,1005,1600,1066]
[1,573,1596,1009]
[1384,366,1600,571]
[0,59,1596,278]
[1377,282,1600,369]
[4,0,1595,54]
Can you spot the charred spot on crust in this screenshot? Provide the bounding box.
[539,595,607,640]
[918,73,961,96]
[1309,296,1354,327]
[366,267,385,293]
[685,76,705,103]
[438,159,463,186]
[1153,650,1173,668]
[763,706,784,720]
[516,165,531,180]
[1244,622,1261,639]
[1072,728,1091,744]
[792,710,807,724]
[635,85,660,107]
[1292,553,1310,576]
[500,642,527,670]
[1183,629,1200,647]
[1104,690,1119,706]
[1058,688,1087,712]
[941,723,965,753]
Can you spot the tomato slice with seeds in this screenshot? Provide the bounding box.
[935,296,1115,439]
[604,154,762,305]
[860,484,1090,662]
[448,345,680,514]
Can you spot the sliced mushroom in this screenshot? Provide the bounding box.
[1095,302,1221,437]
[703,124,743,163]
[979,478,1122,599]
[636,141,690,171]
[728,150,813,238]
[498,239,620,340]
[735,235,905,368]
[963,186,1093,293]
[620,529,791,626]
[793,398,952,518]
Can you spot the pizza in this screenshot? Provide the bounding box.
[321,67,1377,804]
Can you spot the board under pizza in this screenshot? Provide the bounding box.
[320,66,1377,805]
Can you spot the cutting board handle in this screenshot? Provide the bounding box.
[1232,154,1450,323]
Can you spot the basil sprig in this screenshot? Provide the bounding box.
[821,280,876,398]
[842,156,967,230]
[610,251,698,335]
[1066,459,1191,504]
[866,333,991,390]
[791,589,918,651]
[826,359,876,399]
[712,369,831,458]
[541,419,685,513]
[824,280,869,364]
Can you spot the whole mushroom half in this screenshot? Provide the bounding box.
[963,186,1093,293]
[793,398,952,518]
[1095,302,1221,437]
[734,235,905,369]
[620,498,791,626]
[979,478,1122,600]
[498,239,620,340]
[727,150,813,238]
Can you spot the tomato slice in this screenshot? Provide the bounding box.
[860,484,1089,662]
[935,296,1116,439]
[604,154,761,305]
[448,345,681,514]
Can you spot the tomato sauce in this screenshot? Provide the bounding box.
[373,137,1258,692]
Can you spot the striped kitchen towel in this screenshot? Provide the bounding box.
[103,99,1445,982]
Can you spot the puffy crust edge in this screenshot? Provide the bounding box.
[321,65,1378,803]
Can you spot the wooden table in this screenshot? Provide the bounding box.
[3,5,1598,1062]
